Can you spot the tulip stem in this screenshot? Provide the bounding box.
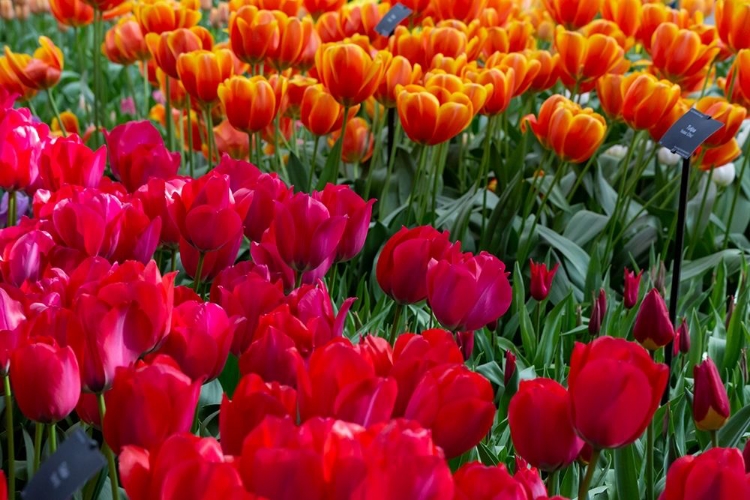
[3,375,14,499]
[603,131,643,258]
[309,135,321,191]
[47,88,67,137]
[247,132,253,164]
[578,448,600,500]
[97,393,121,500]
[687,166,714,260]
[187,109,194,177]
[722,137,750,249]
[165,77,175,152]
[48,424,57,454]
[389,303,403,345]
[204,107,215,170]
[194,252,206,294]
[255,131,263,169]
[142,61,150,119]
[33,422,43,473]
[519,161,567,264]
[646,420,654,500]
[546,470,558,496]
[274,113,289,182]
[6,190,16,228]
[480,115,497,237]
[379,120,403,220]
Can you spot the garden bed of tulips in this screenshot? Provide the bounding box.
[2,0,750,498]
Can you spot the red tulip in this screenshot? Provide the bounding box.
[271,192,347,273]
[105,120,181,193]
[505,350,517,386]
[352,335,393,377]
[133,177,189,247]
[70,260,175,393]
[675,319,690,355]
[529,259,558,301]
[0,285,28,374]
[103,355,201,454]
[0,223,56,287]
[211,261,286,355]
[286,280,355,347]
[10,337,80,423]
[313,183,374,263]
[514,458,549,500]
[633,288,674,350]
[238,325,305,387]
[404,363,496,458]
[453,462,528,500]
[220,373,297,456]
[568,336,669,449]
[589,288,607,335]
[376,225,461,305]
[39,135,106,191]
[660,447,750,500]
[426,251,512,331]
[152,301,237,382]
[693,357,730,431]
[623,268,642,309]
[0,107,49,192]
[509,378,584,471]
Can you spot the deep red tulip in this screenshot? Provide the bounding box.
[514,457,549,500]
[404,363,496,458]
[286,280,355,347]
[233,173,292,243]
[376,226,461,305]
[106,120,181,193]
[623,268,642,309]
[568,336,669,449]
[589,289,607,335]
[313,184,374,262]
[693,357,730,431]
[453,462,528,500]
[675,319,690,356]
[69,260,175,393]
[0,285,26,374]
[103,355,201,454]
[134,177,188,247]
[211,154,263,192]
[272,192,347,273]
[153,301,237,382]
[509,378,584,471]
[505,350,517,386]
[744,441,750,473]
[39,135,106,191]
[220,373,297,456]
[75,391,101,428]
[456,330,474,361]
[633,288,674,350]
[352,335,393,377]
[0,222,56,287]
[426,251,512,331]
[660,447,750,500]
[10,337,80,423]
[211,261,286,355]
[238,325,305,388]
[0,107,49,192]
[529,259,558,301]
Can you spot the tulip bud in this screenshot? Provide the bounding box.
[726,295,736,330]
[675,318,690,356]
[633,288,674,350]
[744,439,750,473]
[652,261,666,296]
[529,259,559,301]
[456,331,475,362]
[588,289,606,335]
[693,357,731,431]
[623,268,642,309]
[504,350,516,386]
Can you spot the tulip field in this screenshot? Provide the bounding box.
[2,0,750,498]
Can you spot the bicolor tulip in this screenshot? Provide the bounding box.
[300,84,359,136]
[694,96,747,148]
[315,42,386,106]
[303,0,345,17]
[527,49,560,92]
[543,0,600,29]
[431,0,485,23]
[649,23,720,91]
[49,0,93,26]
[602,0,642,38]
[228,6,280,66]
[103,18,150,66]
[715,0,750,52]
[395,83,474,145]
[284,75,317,118]
[134,0,201,35]
[267,12,316,70]
[693,357,730,431]
[633,288,674,350]
[176,49,234,106]
[145,26,213,79]
[554,28,624,89]
[374,55,422,108]
[329,117,374,164]
[637,3,697,52]
[3,36,63,90]
[466,67,515,116]
[218,76,277,135]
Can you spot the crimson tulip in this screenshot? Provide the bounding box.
[286,280,355,348]
[529,259,558,301]
[238,325,304,388]
[505,350,517,386]
[404,363,495,458]
[633,288,674,350]
[220,373,297,456]
[453,462,529,500]
[0,107,48,193]
[39,135,106,191]
[589,289,607,335]
[10,337,80,423]
[426,251,512,331]
[376,226,461,305]
[509,378,584,471]
[313,183,374,263]
[568,336,669,449]
[660,447,750,499]
[353,335,393,377]
[514,458,549,500]
[133,177,188,248]
[0,222,56,288]
[103,355,201,453]
[233,173,291,242]
[0,286,26,374]
[675,320,690,356]
[693,357,730,431]
[623,268,642,309]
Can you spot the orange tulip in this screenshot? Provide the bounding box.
[157,69,188,108]
[429,54,468,75]
[715,0,750,53]
[432,0,486,23]
[554,28,624,90]
[486,52,541,97]
[466,67,514,115]
[4,36,63,92]
[682,0,715,17]
[637,4,696,52]
[648,97,690,142]
[315,11,342,43]
[176,48,235,106]
[621,73,682,132]
[229,6,280,66]
[102,18,149,66]
[399,0,430,17]
[526,50,560,92]
[583,20,631,51]
[218,76,276,135]
[595,73,626,121]
[329,117,373,163]
[375,55,422,108]
[389,26,427,69]
[267,73,289,117]
[480,28,509,58]
[300,84,358,136]
[210,119,250,160]
[286,75,317,118]
[229,0,301,15]
[315,42,386,107]
[542,0,601,29]
[506,19,535,52]
[303,0,344,18]
[337,0,389,47]
[135,0,201,35]
[521,94,607,164]
[694,97,747,148]
[0,56,37,101]
[51,110,82,137]
[424,27,474,63]
[267,12,316,70]
[146,26,212,79]
[49,0,93,26]
[732,49,750,105]
[602,0,642,38]
[484,0,514,25]
[695,139,741,170]
[649,22,719,91]
[395,83,474,145]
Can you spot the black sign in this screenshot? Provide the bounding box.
[374,3,413,37]
[21,429,107,500]
[659,107,723,159]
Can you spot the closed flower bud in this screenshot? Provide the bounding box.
[623,268,642,309]
[693,357,731,431]
[504,350,516,387]
[674,318,691,356]
[529,259,558,301]
[589,289,606,335]
[633,288,674,350]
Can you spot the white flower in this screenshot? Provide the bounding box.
[712,162,736,187]
[658,147,681,166]
[604,145,628,159]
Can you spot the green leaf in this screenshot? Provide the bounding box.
[315,140,343,190]
[613,445,640,500]
[536,225,590,290]
[682,250,746,281]
[199,379,223,408]
[218,354,240,398]
[286,152,310,193]
[717,399,750,448]
[562,210,609,247]
[723,276,749,372]
[476,361,504,387]
[477,442,500,466]
[534,294,569,368]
